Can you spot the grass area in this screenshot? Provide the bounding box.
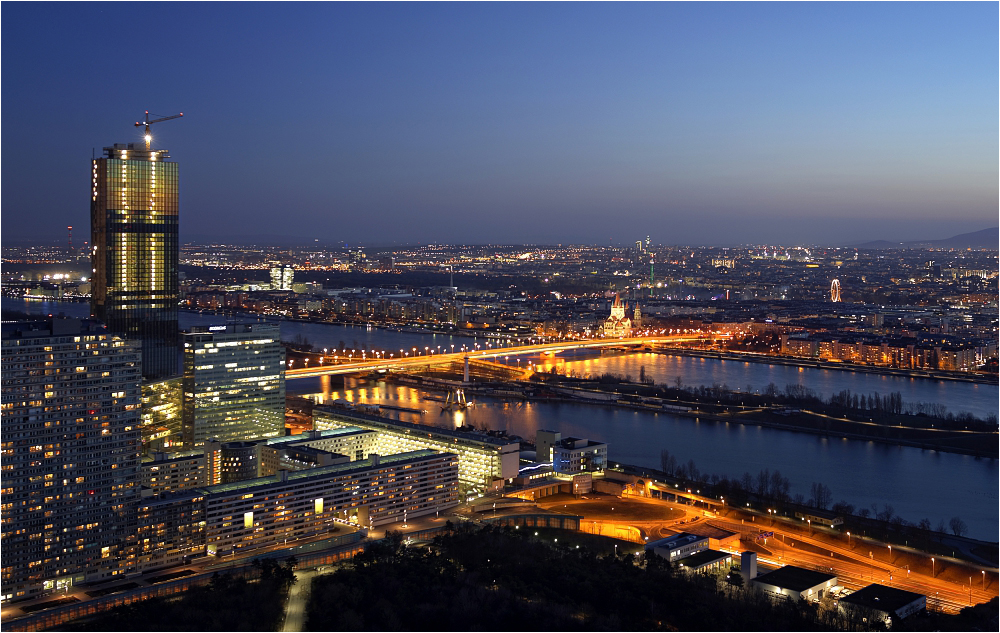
[971,544,999,566]
[526,527,644,557]
[537,492,686,522]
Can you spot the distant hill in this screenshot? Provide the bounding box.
[931,228,998,248]
[853,227,998,249]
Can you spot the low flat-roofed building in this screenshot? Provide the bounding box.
[645,532,709,562]
[314,407,519,493]
[839,583,926,625]
[751,565,837,602]
[676,549,732,573]
[678,524,740,550]
[793,508,844,527]
[535,430,607,474]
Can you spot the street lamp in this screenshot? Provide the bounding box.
[931,557,935,578]
[846,531,851,548]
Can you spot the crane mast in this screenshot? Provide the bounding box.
[135,111,183,149]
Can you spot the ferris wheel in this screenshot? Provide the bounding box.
[830,279,842,302]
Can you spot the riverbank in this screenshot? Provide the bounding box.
[527,380,998,459]
[570,393,996,459]
[651,346,999,386]
[371,372,998,459]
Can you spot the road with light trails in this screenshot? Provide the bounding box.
[648,483,998,614]
[286,335,703,378]
[708,515,993,614]
[539,485,996,615]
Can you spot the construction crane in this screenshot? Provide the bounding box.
[135,110,183,149]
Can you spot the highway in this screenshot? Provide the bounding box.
[537,489,997,615]
[286,335,703,378]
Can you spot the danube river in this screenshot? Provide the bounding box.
[8,299,998,539]
[301,378,999,541]
[10,299,994,417]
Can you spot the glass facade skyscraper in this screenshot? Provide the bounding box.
[182,324,285,447]
[91,143,179,380]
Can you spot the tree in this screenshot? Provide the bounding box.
[686,459,700,483]
[809,483,832,510]
[949,516,968,537]
[659,450,677,476]
[769,471,790,503]
[832,500,854,516]
[755,469,771,498]
[726,570,744,589]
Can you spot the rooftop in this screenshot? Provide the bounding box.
[752,565,837,592]
[676,549,732,570]
[645,532,706,551]
[675,524,738,540]
[142,449,205,464]
[315,406,518,448]
[839,583,925,614]
[193,449,450,496]
[2,317,107,340]
[264,427,371,447]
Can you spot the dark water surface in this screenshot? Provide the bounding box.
[303,378,999,542]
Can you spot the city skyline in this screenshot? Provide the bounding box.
[2,3,997,246]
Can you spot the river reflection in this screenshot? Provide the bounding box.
[533,351,997,420]
[7,300,999,539]
[9,299,995,419]
[300,378,998,541]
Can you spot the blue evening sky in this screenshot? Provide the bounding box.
[2,2,996,246]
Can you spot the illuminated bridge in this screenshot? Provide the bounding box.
[285,335,703,379]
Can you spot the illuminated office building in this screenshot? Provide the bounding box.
[313,407,519,494]
[140,377,182,453]
[91,142,179,380]
[1,318,142,601]
[269,264,294,290]
[181,324,285,446]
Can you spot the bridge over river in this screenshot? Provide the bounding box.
[286,335,702,379]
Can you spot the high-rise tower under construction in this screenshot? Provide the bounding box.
[91,143,179,379]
